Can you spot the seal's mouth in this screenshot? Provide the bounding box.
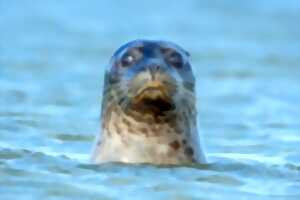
[131,82,175,115]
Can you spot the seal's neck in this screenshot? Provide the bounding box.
[95,101,199,164]
[91,90,202,164]
[101,100,195,138]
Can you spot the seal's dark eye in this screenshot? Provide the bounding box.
[121,52,135,67]
[166,51,183,68]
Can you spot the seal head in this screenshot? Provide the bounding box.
[91,39,206,164]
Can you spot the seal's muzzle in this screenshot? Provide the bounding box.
[131,79,175,115]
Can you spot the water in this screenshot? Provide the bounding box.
[1,0,300,199]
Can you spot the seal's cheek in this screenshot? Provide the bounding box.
[176,63,195,82]
[182,81,195,92]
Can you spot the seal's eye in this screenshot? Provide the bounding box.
[166,51,184,69]
[120,48,143,68]
[121,52,135,67]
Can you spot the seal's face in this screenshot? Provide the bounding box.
[106,40,195,116]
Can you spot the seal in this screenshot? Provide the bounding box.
[91,39,206,165]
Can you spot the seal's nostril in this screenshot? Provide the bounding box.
[149,64,161,72]
[155,65,160,71]
[148,64,161,81]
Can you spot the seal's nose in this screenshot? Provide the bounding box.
[149,63,161,72]
[148,64,162,80]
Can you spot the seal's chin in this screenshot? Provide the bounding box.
[131,86,175,115]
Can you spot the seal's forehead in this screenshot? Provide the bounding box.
[112,39,189,57]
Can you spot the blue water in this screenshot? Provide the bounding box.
[1,0,300,199]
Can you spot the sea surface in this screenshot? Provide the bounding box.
[1,0,300,199]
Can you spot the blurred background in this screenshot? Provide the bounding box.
[0,0,300,200]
